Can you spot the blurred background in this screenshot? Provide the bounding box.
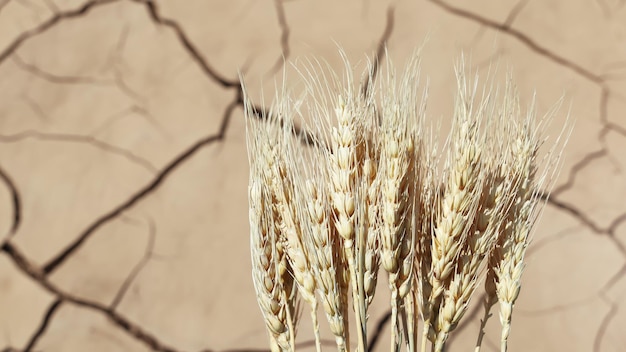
[0,0,625,351]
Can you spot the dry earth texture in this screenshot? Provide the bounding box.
[1,1,626,352]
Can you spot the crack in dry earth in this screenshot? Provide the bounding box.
[0,165,21,238]
[266,0,291,76]
[1,242,179,352]
[0,131,158,174]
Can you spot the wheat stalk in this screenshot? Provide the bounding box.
[476,78,523,352]
[247,109,300,352]
[491,116,542,352]
[249,178,296,351]
[291,136,350,351]
[376,54,427,352]
[425,70,485,352]
[328,92,370,352]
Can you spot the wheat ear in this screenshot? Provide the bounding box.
[379,117,417,352]
[432,133,485,351]
[488,84,565,352]
[328,91,371,352]
[416,131,439,352]
[492,118,541,352]
[375,54,424,352]
[363,144,381,309]
[475,77,522,352]
[359,61,382,314]
[293,136,349,352]
[354,66,381,337]
[426,69,485,352]
[244,85,301,351]
[249,175,297,351]
[266,105,325,352]
[297,57,357,351]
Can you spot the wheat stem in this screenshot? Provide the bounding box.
[474,293,497,352]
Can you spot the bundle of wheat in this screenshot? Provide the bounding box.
[244,52,567,352]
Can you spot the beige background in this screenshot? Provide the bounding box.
[1,0,625,351]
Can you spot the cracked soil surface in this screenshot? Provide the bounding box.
[1,0,625,351]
